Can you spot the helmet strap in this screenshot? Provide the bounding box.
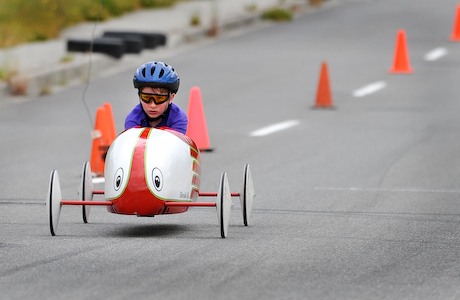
[147,115,163,122]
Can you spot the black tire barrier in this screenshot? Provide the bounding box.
[101,33,144,53]
[103,31,167,49]
[67,37,125,59]
[120,35,144,54]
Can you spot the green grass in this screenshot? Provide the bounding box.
[0,0,179,48]
[261,7,293,22]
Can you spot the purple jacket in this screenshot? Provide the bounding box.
[124,103,188,134]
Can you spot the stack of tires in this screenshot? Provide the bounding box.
[67,32,167,59]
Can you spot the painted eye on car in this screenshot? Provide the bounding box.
[152,168,163,191]
[114,168,124,191]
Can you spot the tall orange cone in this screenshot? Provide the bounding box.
[186,86,213,151]
[103,102,117,142]
[314,61,334,109]
[450,5,460,41]
[389,29,412,74]
[90,104,117,176]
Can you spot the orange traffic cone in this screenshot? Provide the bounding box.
[450,5,460,41]
[389,29,412,74]
[90,104,117,176]
[314,61,334,109]
[186,86,213,151]
[103,102,117,142]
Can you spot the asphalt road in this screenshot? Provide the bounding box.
[2,0,460,299]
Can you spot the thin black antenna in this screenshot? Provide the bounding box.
[81,0,105,130]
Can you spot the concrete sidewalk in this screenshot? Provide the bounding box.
[0,0,324,98]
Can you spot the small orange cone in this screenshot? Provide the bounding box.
[450,5,460,41]
[389,29,412,74]
[314,61,334,109]
[90,104,117,176]
[186,86,213,151]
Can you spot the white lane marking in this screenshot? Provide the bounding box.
[250,120,300,137]
[314,186,460,194]
[424,47,447,61]
[352,81,386,98]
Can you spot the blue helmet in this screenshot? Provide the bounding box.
[133,61,180,93]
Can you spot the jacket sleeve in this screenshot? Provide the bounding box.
[124,104,143,130]
[169,104,188,134]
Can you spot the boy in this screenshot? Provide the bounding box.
[125,61,188,134]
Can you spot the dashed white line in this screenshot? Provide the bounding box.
[352,81,387,98]
[314,186,460,194]
[424,47,447,61]
[250,120,300,137]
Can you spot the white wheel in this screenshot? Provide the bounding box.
[240,163,255,226]
[46,170,62,236]
[216,172,232,238]
[81,161,94,223]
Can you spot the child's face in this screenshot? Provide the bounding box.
[139,86,175,119]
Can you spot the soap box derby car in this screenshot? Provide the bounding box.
[46,127,255,238]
